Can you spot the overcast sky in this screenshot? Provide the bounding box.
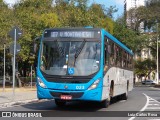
[4,0,124,19]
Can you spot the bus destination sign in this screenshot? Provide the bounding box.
[51,31,94,38]
[44,30,101,39]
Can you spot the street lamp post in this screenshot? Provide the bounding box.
[3,43,6,91]
[157,22,159,84]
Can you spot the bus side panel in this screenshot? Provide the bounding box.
[102,67,133,101]
[114,69,133,96]
[129,71,134,91]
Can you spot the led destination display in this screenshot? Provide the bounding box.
[44,29,101,39]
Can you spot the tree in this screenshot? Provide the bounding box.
[0,1,12,47]
[0,1,13,77]
[135,0,160,74]
[12,0,60,78]
[0,0,119,77]
[105,6,118,19]
[134,58,156,81]
[113,17,148,53]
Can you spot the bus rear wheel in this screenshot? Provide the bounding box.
[55,99,66,107]
[121,84,129,100]
[121,92,128,100]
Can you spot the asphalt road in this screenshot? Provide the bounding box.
[0,86,160,120]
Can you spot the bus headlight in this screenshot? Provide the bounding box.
[37,77,47,88]
[88,79,100,90]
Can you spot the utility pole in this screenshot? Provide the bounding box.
[31,65,32,89]
[157,22,159,84]
[12,28,17,97]
[3,43,6,92]
[9,26,22,100]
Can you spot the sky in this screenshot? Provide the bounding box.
[4,0,124,19]
[91,0,124,19]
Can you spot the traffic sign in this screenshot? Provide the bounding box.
[9,43,21,55]
[8,26,22,99]
[9,26,22,40]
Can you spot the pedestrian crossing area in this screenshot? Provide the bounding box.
[129,94,160,120]
[145,94,160,111]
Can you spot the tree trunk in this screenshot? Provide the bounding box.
[16,72,22,87]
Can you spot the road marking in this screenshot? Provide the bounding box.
[129,93,160,120]
[148,119,160,120]
[146,107,160,109]
[128,93,149,120]
[148,104,159,106]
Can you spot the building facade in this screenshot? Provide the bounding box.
[124,0,146,32]
[124,0,145,11]
[124,0,156,82]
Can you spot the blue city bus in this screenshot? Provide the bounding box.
[36,27,134,108]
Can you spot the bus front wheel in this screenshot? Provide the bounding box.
[101,98,110,108]
[55,99,66,107]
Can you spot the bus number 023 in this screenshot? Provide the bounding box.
[76,86,85,90]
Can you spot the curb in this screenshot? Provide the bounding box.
[150,87,160,90]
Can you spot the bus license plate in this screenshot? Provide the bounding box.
[60,95,72,100]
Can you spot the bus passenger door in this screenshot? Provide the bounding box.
[104,37,110,74]
[101,37,110,100]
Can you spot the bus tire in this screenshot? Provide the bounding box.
[55,99,66,107]
[101,98,110,108]
[121,92,128,100]
[121,83,129,100]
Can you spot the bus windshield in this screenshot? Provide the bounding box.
[40,40,101,76]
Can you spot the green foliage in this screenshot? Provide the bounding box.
[113,18,148,52]
[101,17,114,34]
[1,0,152,78]
[134,0,160,71]
[106,6,118,19]
[134,58,156,80]
[13,0,60,62]
[0,1,12,47]
[0,0,118,75]
[28,55,35,65]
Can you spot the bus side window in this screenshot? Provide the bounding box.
[104,37,109,72]
[109,41,114,65]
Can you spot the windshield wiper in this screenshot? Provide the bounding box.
[55,40,64,56]
[73,39,86,66]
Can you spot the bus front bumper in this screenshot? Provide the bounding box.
[37,86,102,101]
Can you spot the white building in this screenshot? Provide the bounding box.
[124,0,156,82]
[3,0,20,7]
[124,0,146,32]
[124,0,145,11]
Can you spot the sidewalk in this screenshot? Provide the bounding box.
[0,87,38,108]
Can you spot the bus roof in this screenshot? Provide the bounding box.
[44,27,102,31]
[43,27,133,55]
[102,29,134,55]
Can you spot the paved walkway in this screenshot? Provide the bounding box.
[0,87,37,108]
